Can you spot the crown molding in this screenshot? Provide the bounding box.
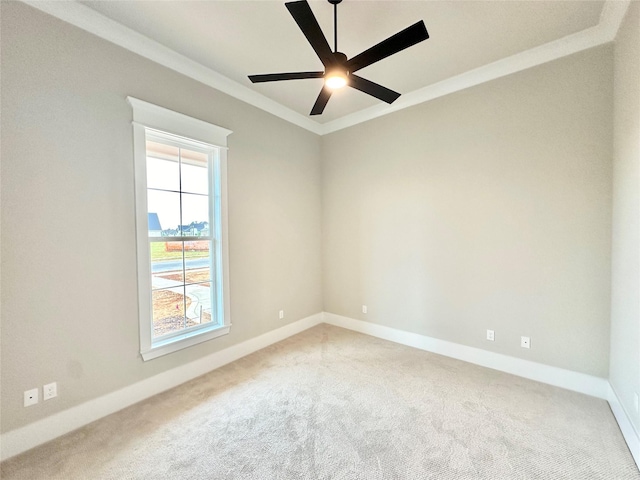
[319,0,631,135]
[319,25,603,134]
[599,0,632,42]
[21,0,630,136]
[20,0,324,135]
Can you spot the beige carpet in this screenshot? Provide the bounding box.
[2,324,638,479]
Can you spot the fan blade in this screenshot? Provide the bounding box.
[346,21,429,73]
[310,86,332,115]
[349,75,400,104]
[286,1,336,67]
[249,72,324,83]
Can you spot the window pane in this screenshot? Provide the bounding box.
[185,282,212,326]
[147,190,180,236]
[181,149,209,195]
[152,287,186,337]
[151,241,184,289]
[146,156,179,191]
[181,193,209,235]
[184,241,211,285]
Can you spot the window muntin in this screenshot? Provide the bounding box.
[145,130,221,342]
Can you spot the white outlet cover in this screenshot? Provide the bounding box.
[486,330,495,341]
[24,388,39,407]
[279,310,284,320]
[521,336,531,349]
[362,305,367,314]
[43,382,57,400]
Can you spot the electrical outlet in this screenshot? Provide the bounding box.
[362,305,367,314]
[486,329,495,341]
[24,388,39,407]
[521,336,531,349]
[279,310,284,320]
[43,382,57,401]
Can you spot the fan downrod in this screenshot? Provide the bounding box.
[328,0,342,52]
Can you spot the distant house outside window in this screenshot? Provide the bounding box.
[148,213,163,237]
[128,97,232,361]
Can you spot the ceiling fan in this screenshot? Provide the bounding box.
[248,0,429,116]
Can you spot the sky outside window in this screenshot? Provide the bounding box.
[145,140,210,233]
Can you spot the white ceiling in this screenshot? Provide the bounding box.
[27,1,629,133]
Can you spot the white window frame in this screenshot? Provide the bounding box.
[128,97,232,361]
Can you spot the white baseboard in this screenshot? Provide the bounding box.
[323,313,609,399]
[4,312,635,469]
[322,313,640,468]
[0,312,324,461]
[608,383,640,467]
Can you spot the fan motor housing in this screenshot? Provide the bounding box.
[333,52,347,65]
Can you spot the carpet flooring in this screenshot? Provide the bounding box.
[1,324,638,479]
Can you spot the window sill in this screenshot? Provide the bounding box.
[141,324,230,361]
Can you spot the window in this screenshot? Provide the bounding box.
[128,97,232,361]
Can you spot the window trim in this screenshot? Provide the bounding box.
[128,97,232,361]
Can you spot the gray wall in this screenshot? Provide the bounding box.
[2,0,635,441]
[0,2,322,433]
[610,2,640,434]
[322,46,613,377]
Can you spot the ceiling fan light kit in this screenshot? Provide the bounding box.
[324,51,349,90]
[248,0,429,115]
[325,71,347,89]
